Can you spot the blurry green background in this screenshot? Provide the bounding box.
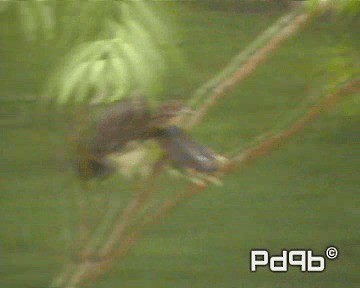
[0,1,359,288]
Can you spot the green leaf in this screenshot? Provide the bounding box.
[58,62,90,104]
[107,50,130,102]
[42,0,181,106]
[88,60,107,103]
[65,41,105,68]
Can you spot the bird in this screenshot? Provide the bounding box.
[76,92,226,184]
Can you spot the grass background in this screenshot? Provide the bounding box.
[0,2,359,287]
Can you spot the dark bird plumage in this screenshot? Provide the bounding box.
[77,94,224,181]
[88,96,152,157]
[158,126,219,173]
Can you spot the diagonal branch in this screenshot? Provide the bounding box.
[187,8,311,128]
[58,169,163,288]
[229,79,360,166]
[187,6,303,110]
[116,78,360,255]
[50,3,340,287]
[77,79,360,283]
[152,80,360,229]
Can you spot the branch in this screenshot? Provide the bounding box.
[187,8,311,128]
[50,3,339,287]
[154,79,360,225]
[229,79,360,166]
[58,170,162,288]
[187,6,302,109]
[77,79,360,283]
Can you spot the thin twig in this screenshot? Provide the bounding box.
[113,78,360,262]
[187,11,311,128]
[75,185,205,281]
[73,79,360,283]
[49,4,336,287]
[187,5,303,109]
[230,79,360,165]
[61,168,163,288]
[50,187,121,288]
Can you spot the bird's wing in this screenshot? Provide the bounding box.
[157,126,219,173]
[89,96,152,157]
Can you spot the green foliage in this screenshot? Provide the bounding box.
[1,0,184,104]
[1,3,360,287]
[304,0,360,116]
[306,0,360,15]
[48,1,182,105]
